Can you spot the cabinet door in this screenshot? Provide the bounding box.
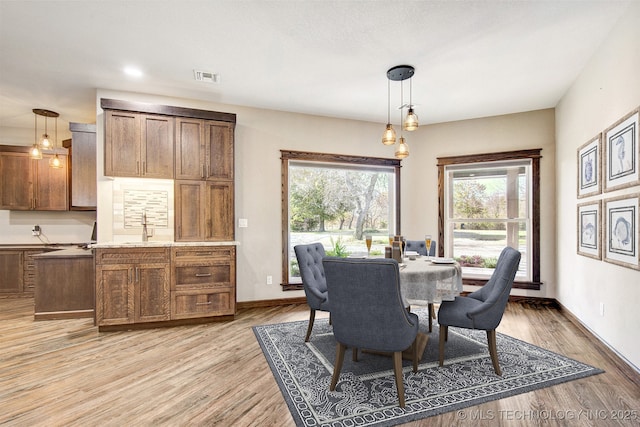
[96,264,134,325]
[65,124,97,209]
[140,114,174,178]
[174,180,205,241]
[104,110,141,177]
[0,251,24,293]
[134,263,170,322]
[175,118,205,180]
[23,249,44,294]
[205,181,234,241]
[204,121,234,181]
[0,152,33,210]
[34,154,68,211]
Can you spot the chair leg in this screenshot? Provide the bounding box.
[304,309,316,342]
[412,339,419,373]
[352,347,359,362]
[330,342,346,391]
[428,303,434,332]
[438,325,448,367]
[487,330,502,376]
[392,351,406,408]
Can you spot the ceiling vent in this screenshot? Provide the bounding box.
[193,70,220,83]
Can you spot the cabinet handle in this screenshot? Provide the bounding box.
[136,161,140,174]
[196,301,212,305]
[143,161,146,174]
[136,267,140,283]
[128,268,133,284]
[201,164,205,179]
[195,273,212,277]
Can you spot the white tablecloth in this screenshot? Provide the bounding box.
[399,258,463,305]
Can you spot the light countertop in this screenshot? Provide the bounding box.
[89,241,239,249]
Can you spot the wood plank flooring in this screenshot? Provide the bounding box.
[0,298,638,426]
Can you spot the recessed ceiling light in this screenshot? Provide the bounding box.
[124,66,143,77]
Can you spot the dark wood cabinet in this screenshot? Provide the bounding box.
[0,146,68,211]
[104,111,174,178]
[95,247,171,326]
[34,250,94,320]
[63,122,96,210]
[175,118,233,181]
[0,250,24,294]
[0,248,46,296]
[171,246,236,320]
[175,180,233,242]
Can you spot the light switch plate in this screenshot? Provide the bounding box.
[238,218,248,228]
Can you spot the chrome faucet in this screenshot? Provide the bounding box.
[142,211,148,242]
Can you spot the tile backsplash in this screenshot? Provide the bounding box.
[112,178,174,242]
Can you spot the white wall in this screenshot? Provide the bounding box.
[555,2,640,369]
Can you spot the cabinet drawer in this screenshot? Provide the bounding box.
[174,264,231,289]
[171,288,235,319]
[171,246,235,263]
[95,248,169,265]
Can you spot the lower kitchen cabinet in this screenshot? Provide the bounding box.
[95,247,171,326]
[171,245,236,319]
[0,248,46,296]
[94,244,235,329]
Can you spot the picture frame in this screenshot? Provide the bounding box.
[603,194,639,270]
[577,200,601,259]
[577,134,601,198]
[603,107,639,192]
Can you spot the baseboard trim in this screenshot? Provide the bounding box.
[237,297,307,310]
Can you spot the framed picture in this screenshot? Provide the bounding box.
[577,134,601,198]
[603,194,639,270]
[604,107,639,192]
[577,200,601,259]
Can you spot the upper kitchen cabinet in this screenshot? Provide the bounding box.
[63,122,96,210]
[174,118,234,181]
[0,146,68,211]
[104,110,174,178]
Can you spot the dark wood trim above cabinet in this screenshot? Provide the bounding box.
[100,98,237,124]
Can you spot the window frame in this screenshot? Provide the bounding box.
[437,149,542,290]
[280,150,402,290]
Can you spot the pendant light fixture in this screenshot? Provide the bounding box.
[382,65,418,159]
[381,79,396,146]
[31,108,61,167]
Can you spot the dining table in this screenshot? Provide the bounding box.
[397,256,463,360]
[399,257,463,306]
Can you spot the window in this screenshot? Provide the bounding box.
[438,149,542,290]
[281,150,401,290]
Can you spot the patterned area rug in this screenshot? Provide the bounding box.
[253,309,603,427]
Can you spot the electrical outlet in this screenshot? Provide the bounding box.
[599,302,605,317]
[32,225,41,236]
[267,275,273,285]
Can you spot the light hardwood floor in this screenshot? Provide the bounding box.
[0,298,638,426]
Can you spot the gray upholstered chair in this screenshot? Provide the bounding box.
[323,257,419,408]
[405,239,436,257]
[294,243,330,342]
[404,239,437,332]
[437,246,521,375]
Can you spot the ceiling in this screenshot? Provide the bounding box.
[0,1,632,134]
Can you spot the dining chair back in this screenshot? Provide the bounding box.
[323,257,419,407]
[294,243,330,342]
[437,246,521,375]
[405,239,436,257]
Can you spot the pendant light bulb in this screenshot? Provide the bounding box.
[30,144,42,159]
[395,137,409,159]
[382,124,396,146]
[41,134,51,148]
[49,153,63,169]
[403,107,419,131]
